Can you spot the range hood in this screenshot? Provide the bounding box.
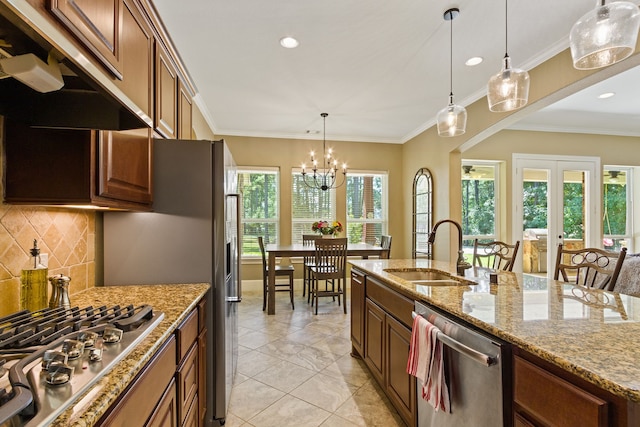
[0,3,146,130]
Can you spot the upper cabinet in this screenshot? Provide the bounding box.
[49,0,125,80]
[115,0,154,119]
[4,119,153,210]
[178,79,193,139]
[154,41,178,139]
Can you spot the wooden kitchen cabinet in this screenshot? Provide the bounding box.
[98,297,206,427]
[4,119,152,210]
[100,336,177,426]
[176,309,199,426]
[155,40,178,139]
[114,0,154,119]
[147,379,178,427]
[178,79,193,139]
[350,269,365,357]
[197,298,207,426]
[360,273,416,427]
[49,0,125,79]
[513,349,633,427]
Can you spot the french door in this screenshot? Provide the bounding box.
[512,154,601,276]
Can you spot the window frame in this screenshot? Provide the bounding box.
[461,161,500,250]
[237,166,280,259]
[290,168,337,244]
[345,170,389,244]
[413,168,433,259]
[603,166,633,252]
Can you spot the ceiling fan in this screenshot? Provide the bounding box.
[462,165,476,178]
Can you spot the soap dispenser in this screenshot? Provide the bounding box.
[20,239,49,311]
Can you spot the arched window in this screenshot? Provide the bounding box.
[413,168,433,259]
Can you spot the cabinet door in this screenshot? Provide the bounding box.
[116,0,154,119]
[198,329,207,426]
[49,0,124,79]
[178,79,193,139]
[364,298,385,385]
[177,344,199,425]
[350,270,365,357]
[98,128,152,206]
[155,42,178,138]
[385,315,416,427]
[146,379,178,427]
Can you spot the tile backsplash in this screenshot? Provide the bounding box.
[0,117,95,317]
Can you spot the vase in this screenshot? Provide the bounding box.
[321,234,335,239]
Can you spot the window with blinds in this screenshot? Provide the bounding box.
[346,171,388,244]
[238,167,279,257]
[291,170,336,244]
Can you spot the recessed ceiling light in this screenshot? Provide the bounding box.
[465,56,483,66]
[598,92,615,99]
[279,36,299,49]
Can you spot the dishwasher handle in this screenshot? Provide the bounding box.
[412,311,496,367]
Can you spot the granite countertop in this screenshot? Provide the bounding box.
[50,283,210,427]
[349,258,640,403]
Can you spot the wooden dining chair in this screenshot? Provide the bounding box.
[258,236,295,310]
[309,238,348,314]
[380,235,392,259]
[472,239,520,271]
[553,243,627,291]
[302,234,321,301]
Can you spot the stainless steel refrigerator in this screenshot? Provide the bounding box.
[102,139,241,427]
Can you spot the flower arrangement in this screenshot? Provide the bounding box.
[312,220,343,236]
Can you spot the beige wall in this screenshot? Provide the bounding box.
[223,134,404,280]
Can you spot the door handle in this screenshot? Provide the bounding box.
[412,311,496,367]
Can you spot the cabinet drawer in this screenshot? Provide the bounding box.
[365,277,413,328]
[197,298,206,333]
[177,343,198,425]
[100,336,177,426]
[514,355,608,427]
[176,309,198,362]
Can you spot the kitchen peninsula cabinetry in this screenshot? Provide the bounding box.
[513,349,632,427]
[352,269,416,427]
[100,297,205,427]
[4,120,152,210]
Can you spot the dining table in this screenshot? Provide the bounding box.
[264,242,389,314]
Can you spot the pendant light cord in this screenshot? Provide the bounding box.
[449,11,453,97]
[504,0,509,58]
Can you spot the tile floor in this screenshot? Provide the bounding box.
[226,286,406,427]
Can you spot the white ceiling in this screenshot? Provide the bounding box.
[150,0,640,143]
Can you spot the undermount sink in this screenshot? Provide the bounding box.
[383,268,474,286]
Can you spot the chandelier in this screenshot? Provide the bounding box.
[301,113,347,191]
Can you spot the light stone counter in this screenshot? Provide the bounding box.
[349,258,640,403]
[50,283,210,427]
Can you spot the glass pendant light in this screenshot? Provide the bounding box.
[487,0,530,112]
[570,1,640,70]
[437,8,467,137]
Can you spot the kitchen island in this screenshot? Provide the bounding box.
[47,283,209,427]
[349,258,640,427]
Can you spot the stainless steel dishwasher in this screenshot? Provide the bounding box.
[413,301,511,427]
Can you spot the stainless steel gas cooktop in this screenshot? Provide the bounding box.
[0,304,164,426]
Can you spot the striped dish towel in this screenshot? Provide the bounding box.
[407,314,451,412]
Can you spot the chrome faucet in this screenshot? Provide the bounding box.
[428,219,472,276]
